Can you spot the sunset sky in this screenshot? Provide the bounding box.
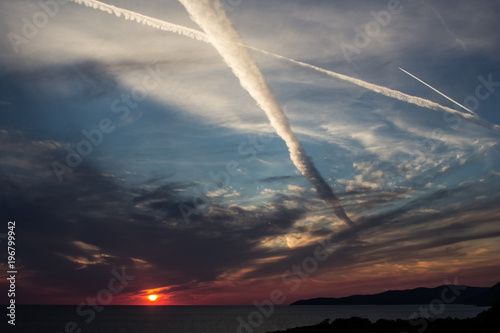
[1,0,499,306]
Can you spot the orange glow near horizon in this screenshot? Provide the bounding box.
[148,294,158,301]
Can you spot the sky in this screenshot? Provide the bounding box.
[0,0,499,306]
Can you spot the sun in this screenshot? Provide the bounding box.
[148,294,158,301]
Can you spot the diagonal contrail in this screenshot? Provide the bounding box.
[71,0,209,41]
[399,67,475,115]
[176,0,355,227]
[69,0,500,135]
[248,47,499,132]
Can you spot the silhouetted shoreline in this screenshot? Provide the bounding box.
[268,302,499,332]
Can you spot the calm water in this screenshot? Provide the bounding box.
[12,304,489,333]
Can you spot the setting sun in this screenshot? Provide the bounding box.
[148,295,158,301]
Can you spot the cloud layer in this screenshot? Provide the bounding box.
[0,0,499,305]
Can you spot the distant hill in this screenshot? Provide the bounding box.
[291,282,500,306]
[469,281,500,306]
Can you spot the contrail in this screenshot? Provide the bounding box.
[252,48,483,122]
[252,46,500,133]
[399,67,475,115]
[176,0,354,227]
[421,0,467,51]
[70,0,209,42]
[69,0,500,135]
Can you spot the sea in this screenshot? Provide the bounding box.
[10,304,489,333]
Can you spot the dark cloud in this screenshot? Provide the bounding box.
[0,124,308,303]
[260,175,302,183]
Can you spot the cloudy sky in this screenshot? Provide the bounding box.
[1,0,499,305]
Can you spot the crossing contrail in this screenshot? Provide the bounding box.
[67,0,500,226]
[69,0,500,135]
[399,67,475,115]
[176,0,355,226]
[246,47,498,131]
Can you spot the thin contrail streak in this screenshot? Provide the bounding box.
[399,67,475,115]
[69,0,500,135]
[421,1,467,51]
[71,0,209,41]
[247,47,494,128]
[176,0,355,226]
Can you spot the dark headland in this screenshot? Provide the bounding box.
[291,282,500,306]
[267,282,500,333]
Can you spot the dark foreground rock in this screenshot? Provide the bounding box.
[268,302,500,333]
